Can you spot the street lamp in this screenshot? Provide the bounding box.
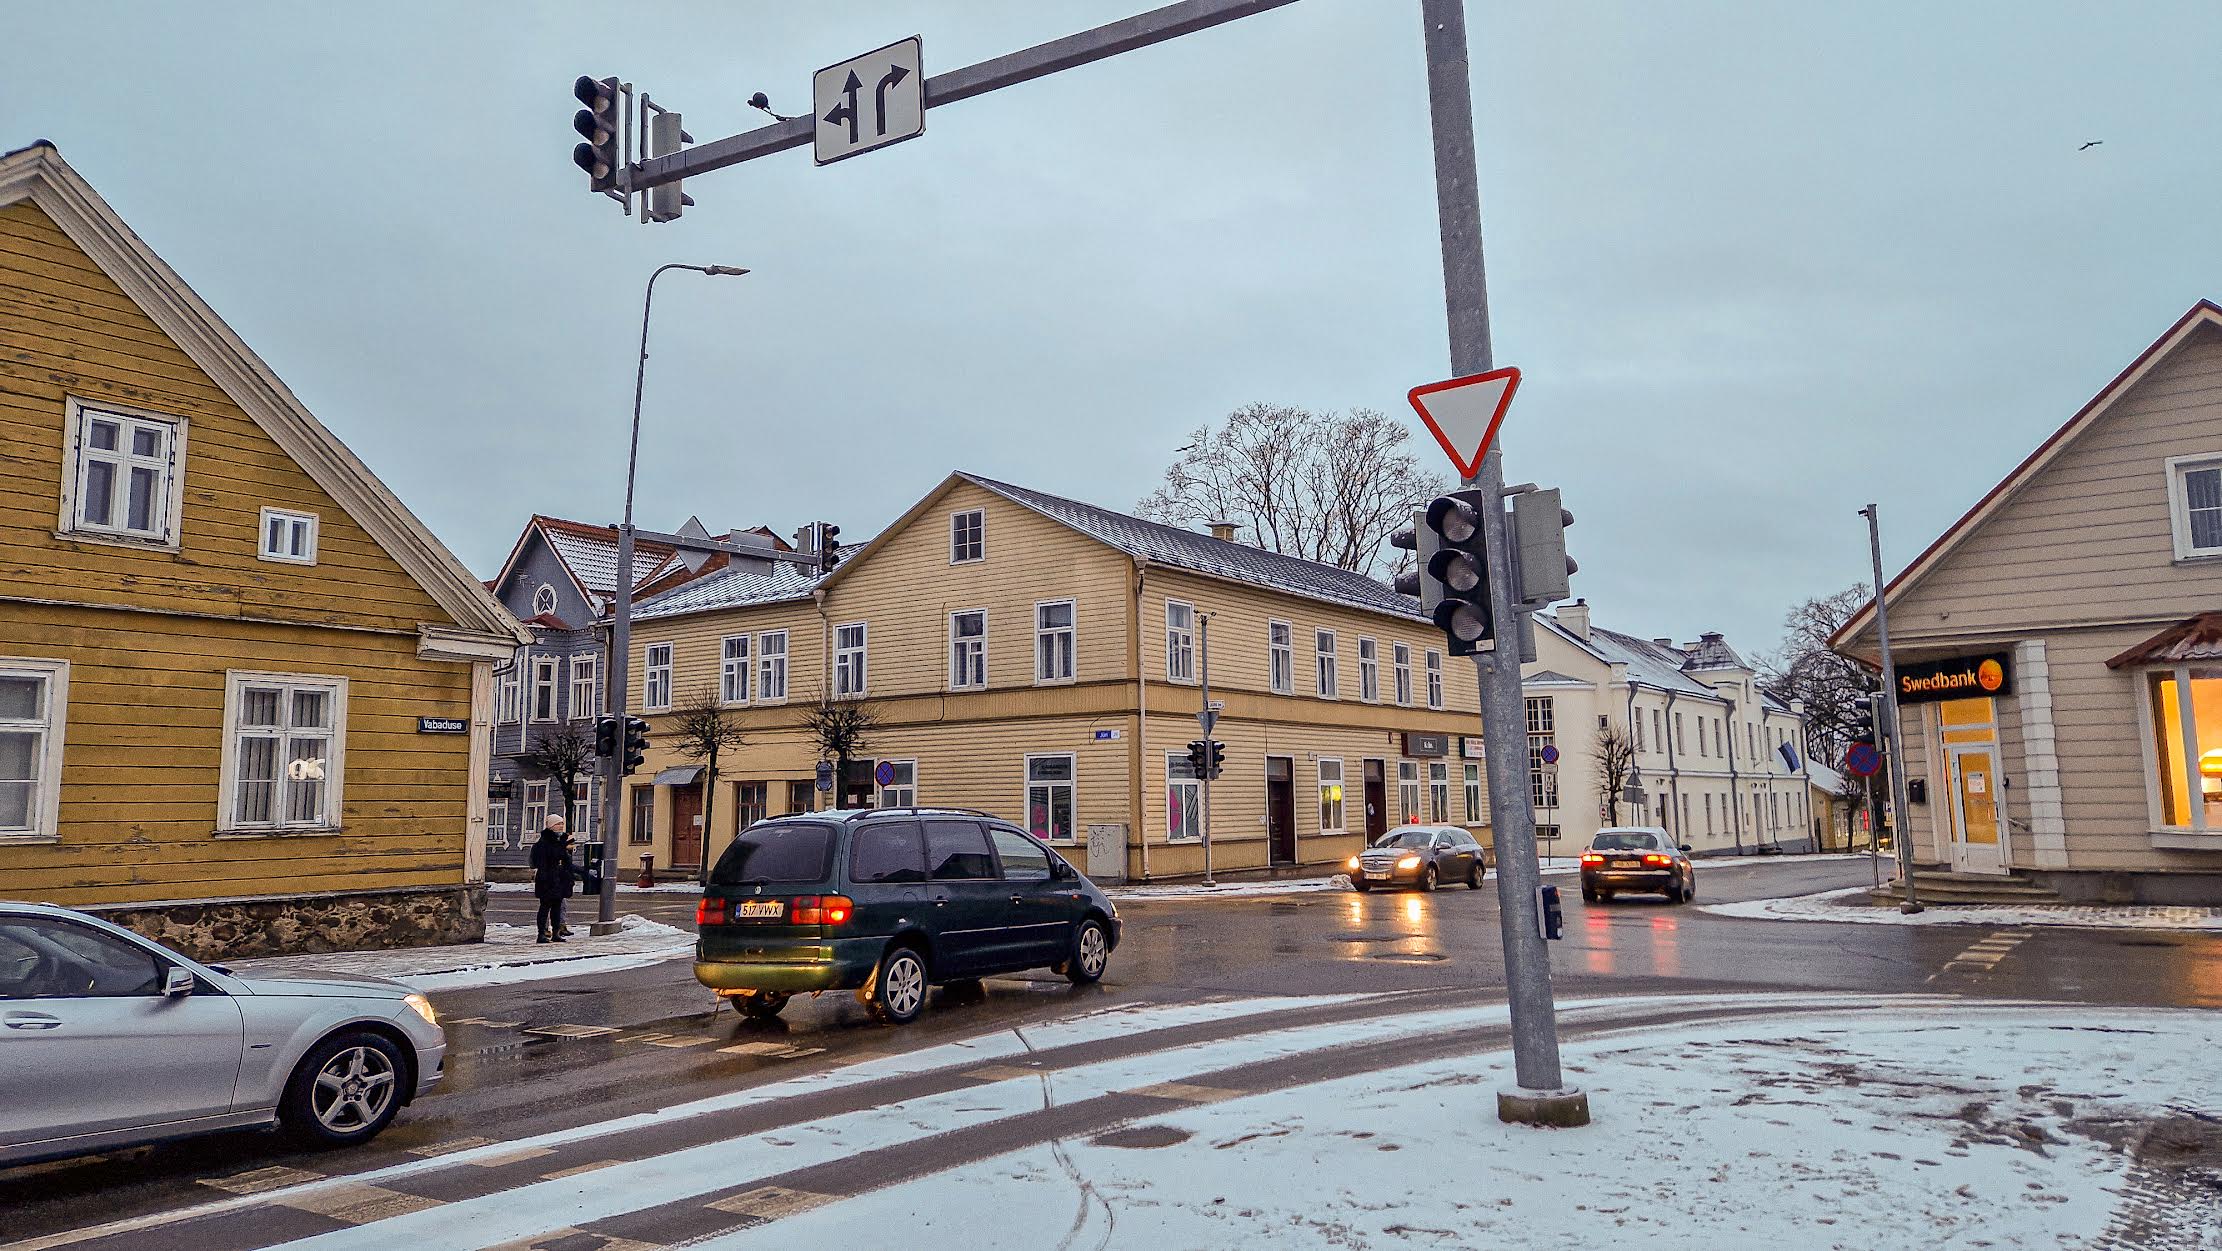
[593,262,748,935]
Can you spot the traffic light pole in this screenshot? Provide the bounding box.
[1421,0,1585,1127]
[1862,504,1923,914]
[1199,614,1216,888]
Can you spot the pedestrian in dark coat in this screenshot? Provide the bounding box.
[531,816,577,943]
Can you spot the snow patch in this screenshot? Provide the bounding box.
[1704,886,2222,931]
[227,914,696,992]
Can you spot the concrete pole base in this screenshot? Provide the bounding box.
[1497,1086,1591,1128]
[589,919,625,937]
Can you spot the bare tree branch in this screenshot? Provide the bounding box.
[1592,722,1636,827]
[803,691,881,806]
[1756,584,1880,771]
[522,721,594,820]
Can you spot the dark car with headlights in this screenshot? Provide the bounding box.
[1348,824,1487,892]
[692,808,1120,1025]
[1579,826,1696,903]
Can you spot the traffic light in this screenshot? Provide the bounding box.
[593,716,618,758]
[1847,696,1877,747]
[1510,487,1577,606]
[572,75,621,193]
[1206,740,1226,781]
[1389,515,1440,615]
[1422,489,1495,656]
[622,715,649,773]
[645,108,695,223]
[1185,739,1211,777]
[816,522,842,573]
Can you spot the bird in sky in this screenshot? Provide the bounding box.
[2078,139,2103,151]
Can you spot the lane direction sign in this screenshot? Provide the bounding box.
[814,37,924,166]
[1408,366,1521,479]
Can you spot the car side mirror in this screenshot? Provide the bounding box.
[1679,844,1693,853]
[162,966,196,997]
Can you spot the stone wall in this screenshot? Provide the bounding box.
[86,883,488,962]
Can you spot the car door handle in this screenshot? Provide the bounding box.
[1010,894,1024,905]
[932,896,949,907]
[4,1012,61,1030]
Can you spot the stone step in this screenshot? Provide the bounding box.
[1872,872,2063,905]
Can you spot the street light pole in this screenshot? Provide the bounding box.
[1860,504,1923,914]
[1198,613,1216,888]
[594,262,749,936]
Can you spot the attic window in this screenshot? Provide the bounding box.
[2167,455,2222,559]
[61,399,187,548]
[258,508,318,565]
[951,510,985,563]
[533,584,558,616]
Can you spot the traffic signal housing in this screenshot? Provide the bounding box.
[1847,696,1877,747]
[594,716,618,758]
[1423,489,1494,656]
[1185,739,1211,778]
[1509,487,1577,607]
[622,715,649,773]
[572,75,621,193]
[816,522,842,573]
[1206,740,1226,781]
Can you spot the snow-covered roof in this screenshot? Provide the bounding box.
[1524,669,1591,688]
[1680,632,1750,673]
[1577,624,1726,701]
[1805,759,1845,792]
[634,561,824,619]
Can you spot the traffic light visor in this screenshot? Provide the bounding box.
[1425,495,1480,544]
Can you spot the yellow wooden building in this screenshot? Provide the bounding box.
[0,143,527,956]
[621,471,1491,881]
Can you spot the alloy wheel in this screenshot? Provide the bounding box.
[883,951,925,1019]
[311,1045,396,1134]
[1078,923,1109,977]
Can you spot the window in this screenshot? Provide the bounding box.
[721,635,751,705]
[950,509,985,563]
[925,819,997,879]
[1358,638,1379,703]
[1312,630,1338,698]
[989,826,1052,880]
[0,660,67,841]
[834,623,867,698]
[0,916,161,999]
[1398,760,1421,823]
[498,663,521,724]
[2168,455,2222,559]
[1394,644,1413,706]
[877,759,917,808]
[1464,763,1483,824]
[1035,600,1075,683]
[1633,710,1646,752]
[1027,754,1076,842]
[569,654,599,719]
[1269,621,1294,694]
[532,583,558,616]
[569,778,596,836]
[523,780,549,834]
[486,795,509,847]
[1166,601,1196,682]
[851,820,927,883]
[530,657,557,721]
[1427,651,1445,710]
[1167,752,1201,843]
[736,781,768,830]
[2145,667,2222,828]
[788,780,814,815]
[644,643,673,710]
[950,610,987,690]
[1527,696,1557,810]
[629,787,655,844]
[257,507,318,565]
[1429,762,1450,822]
[1695,717,1708,757]
[1653,709,1664,753]
[1675,712,1686,755]
[1705,793,1715,834]
[758,631,788,702]
[221,672,343,832]
[1319,758,1345,831]
[61,401,184,546]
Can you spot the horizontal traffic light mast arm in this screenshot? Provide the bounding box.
[626,0,1303,191]
[624,525,826,570]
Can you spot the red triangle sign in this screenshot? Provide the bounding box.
[1408,366,1521,480]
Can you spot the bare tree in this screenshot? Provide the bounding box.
[1140,403,1449,577]
[672,688,747,881]
[803,693,880,808]
[523,720,594,829]
[1757,584,1881,770]
[1592,722,1636,827]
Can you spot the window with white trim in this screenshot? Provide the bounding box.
[950,610,987,690]
[569,653,598,719]
[1035,600,1075,683]
[1426,650,1444,709]
[834,623,868,698]
[531,656,558,721]
[221,672,344,832]
[757,631,788,702]
[1268,621,1293,694]
[950,509,985,563]
[1527,696,1558,809]
[523,780,549,834]
[1429,761,1450,822]
[1318,758,1345,832]
[1398,759,1420,822]
[532,583,559,616]
[1315,630,1338,698]
[1166,601,1196,682]
[1166,752,1201,843]
[1358,637,1379,703]
[486,795,509,847]
[0,659,67,842]
[1026,754,1076,842]
[1464,762,1484,824]
[721,635,751,705]
[257,508,318,565]
[644,643,673,710]
[1394,643,1413,706]
[62,402,183,545]
[569,777,596,836]
[877,759,917,808]
[2144,667,2222,829]
[1633,709,1646,752]
[2169,455,2222,558]
[497,663,521,724]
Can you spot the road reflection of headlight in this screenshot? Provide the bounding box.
[1404,897,1423,923]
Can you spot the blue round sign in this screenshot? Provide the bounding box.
[874,760,898,787]
[1844,742,1881,778]
[1540,744,1560,765]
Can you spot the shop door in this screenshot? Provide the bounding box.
[1266,757,1297,865]
[671,785,704,871]
[1363,761,1388,841]
[1946,746,2005,875]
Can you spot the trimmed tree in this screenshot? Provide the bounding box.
[523,719,595,832]
[672,687,747,882]
[803,694,880,808]
[1592,722,1636,827]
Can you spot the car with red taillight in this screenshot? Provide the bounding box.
[1578,826,1695,904]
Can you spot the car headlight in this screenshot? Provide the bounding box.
[403,993,437,1027]
[1346,856,1361,870]
[1397,855,1422,870]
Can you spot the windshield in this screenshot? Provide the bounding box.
[1376,829,1436,849]
[710,821,836,886]
[1591,831,1662,852]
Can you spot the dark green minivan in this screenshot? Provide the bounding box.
[692,808,1121,1025]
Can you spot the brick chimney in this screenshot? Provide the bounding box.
[1559,598,1590,640]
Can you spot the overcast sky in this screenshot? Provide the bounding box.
[8,1,2218,658]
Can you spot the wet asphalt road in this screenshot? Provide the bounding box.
[7,855,2219,1246]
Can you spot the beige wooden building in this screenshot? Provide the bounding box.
[0,144,527,955]
[1835,300,2222,903]
[618,472,1491,881]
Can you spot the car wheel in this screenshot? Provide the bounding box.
[1066,918,1111,985]
[739,990,790,1020]
[870,945,929,1026]
[1580,887,1598,903]
[1353,880,1372,892]
[1420,864,1438,893]
[1684,873,1697,901]
[281,1030,408,1148]
[1599,889,1615,903]
[1467,862,1483,890]
[1665,880,1684,903]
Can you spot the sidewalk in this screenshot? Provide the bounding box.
[1704,885,2222,932]
[226,914,696,992]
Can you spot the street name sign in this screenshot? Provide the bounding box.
[814,36,924,166]
[416,716,467,734]
[1408,366,1521,479]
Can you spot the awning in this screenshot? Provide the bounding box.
[652,765,704,787]
[2106,613,2222,669]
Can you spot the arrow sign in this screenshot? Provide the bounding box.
[1408,366,1521,480]
[875,64,909,136]
[814,36,925,166]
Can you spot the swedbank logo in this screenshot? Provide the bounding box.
[1895,652,2014,704]
[1977,659,2005,692]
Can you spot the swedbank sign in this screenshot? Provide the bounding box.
[1895,652,2012,704]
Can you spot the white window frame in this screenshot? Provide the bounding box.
[1398,759,1420,823]
[217,670,346,834]
[1429,761,1450,823]
[1268,621,1294,695]
[497,662,522,724]
[834,622,868,698]
[531,583,559,616]
[486,794,509,847]
[58,397,188,551]
[949,609,988,691]
[2166,453,2222,561]
[1166,751,1202,843]
[1166,600,1196,683]
[757,631,789,703]
[877,758,918,808]
[530,655,558,722]
[0,658,68,843]
[1025,753,1078,844]
[1315,630,1338,699]
[950,508,986,564]
[523,779,550,834]
[643,643,674,711]
[720,635,751,706]
[569,653,599,719]
[1358,637,1379,703]
[1464,762,1483,824]
[1426,650,1444,710]
[569,776,597,837]
[2135,664,2222,833]
[256,507,319,565]
[1394,643,1413,707]
[1035,599,1076,684]
[1318,757,1346,832]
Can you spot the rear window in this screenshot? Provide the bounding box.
[710,821,836,887]
[1591,831,1661,851]
[851,819,928,884]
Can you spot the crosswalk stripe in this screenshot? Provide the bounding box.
[199,1165,324,1195]
[704,1186,837,1221]
[523,1023,620,1039]
[1127,1080,1243,1104]
[408,1137,498,1157]
[273,1183,442,1224]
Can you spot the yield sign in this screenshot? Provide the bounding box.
[1408,366,1521,480]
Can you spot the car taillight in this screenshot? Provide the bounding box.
[696,898,726,926]
[1580,852,1604,864]
[1641,854,1670,865]
[790,895,854,926]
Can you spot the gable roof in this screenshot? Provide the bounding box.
[491,514,683,606]
[634,561,824,619]
[1834,300,2222,654]
[1,142,527,646]
[1679,632,1749,673]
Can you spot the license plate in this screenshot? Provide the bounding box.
[735,900,783,919]
[1612,858,1640,869]
[1365,870,1390,880]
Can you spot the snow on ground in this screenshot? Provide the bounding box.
[487,880,703,894]
[705,1003,2222,1250]
[1704,885,2222,932]
[226,915,696,991]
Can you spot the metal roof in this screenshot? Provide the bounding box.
[633,561,824,619]
[1680,632,1750,672]
[1574,623,1726,701]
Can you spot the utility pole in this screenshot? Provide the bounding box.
[1861,504,1923,914]
[1420,0,1586,1127]
[1199,613,1217,887]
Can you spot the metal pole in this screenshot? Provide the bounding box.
[1199,613,1216,887]
[1862,504,1923,914]
[1420,0,1584,1127]
[1866,772,1881,891]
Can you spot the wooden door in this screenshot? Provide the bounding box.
[1266,757,1296,865]
[671,785,704,870]
[1363,760,1388,840]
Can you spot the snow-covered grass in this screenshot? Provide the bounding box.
[704,1003,2222,1249]
[1704,885,2222,931]
[226,915,696,991]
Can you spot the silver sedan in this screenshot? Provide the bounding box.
[0,902,446,1167]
